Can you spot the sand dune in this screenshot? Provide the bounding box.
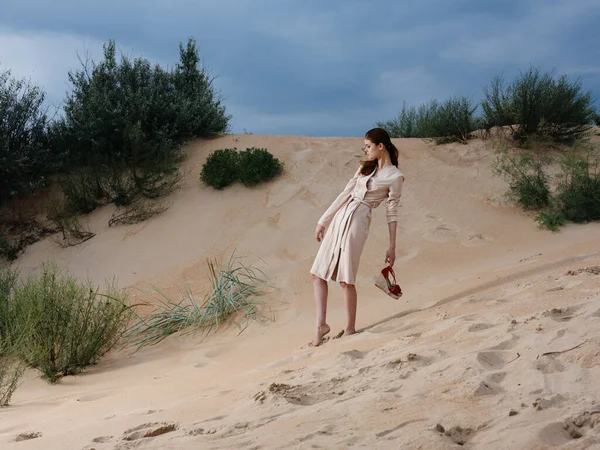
[2,134,600,449]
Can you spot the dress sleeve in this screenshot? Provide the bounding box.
[386,174,404,223]
[318,167,361,228]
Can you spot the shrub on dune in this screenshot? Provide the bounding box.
[200,147,283,189]
[200,148,240,189]
[494,140,600,231]
[482,67,595,143]
[237,147,283,186]
[2,263,133,383]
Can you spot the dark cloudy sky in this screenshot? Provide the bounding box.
[1,0,599,136]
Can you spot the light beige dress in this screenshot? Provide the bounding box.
[310,164,404,285]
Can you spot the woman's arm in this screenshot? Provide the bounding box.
[317,167,361,230]
[385,175,404,266]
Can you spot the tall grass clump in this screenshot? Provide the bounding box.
[3,263,133,382]
[125,254,268,350]
[378,96,479,144]
[482,67,595,143]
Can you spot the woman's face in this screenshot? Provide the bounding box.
[364,139,384,160]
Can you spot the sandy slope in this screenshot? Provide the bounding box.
[2,134,600,449]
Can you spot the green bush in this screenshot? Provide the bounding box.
[535,209,566,232]
[0,69,55,203]
[378,96,479,143]
[237,147,283,186]
[554,146,600,223]
[125,254,268,350]
[482,67,595,143]
[200,148,239,189]
[3,263,132,383]
[493,151,552,210]
[494,141,600,230]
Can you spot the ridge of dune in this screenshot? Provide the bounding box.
[2,134,600,449]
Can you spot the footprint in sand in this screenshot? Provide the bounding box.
[536,411,599,446]
[255,379,348,407]
[542,306,581,322]
[468,323,495,332]
[77,391,115,402]
[461,233,494,248]
[473,372,506,396]
[534,356,565,374]
[423,224,459,243]
[397,245,420,262]
[15,432,42,442]
[476,351,512,370]
[121,422,179,441]
[489,333,520,350]
[435,424,478,446]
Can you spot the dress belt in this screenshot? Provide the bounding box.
[351,197,377,209]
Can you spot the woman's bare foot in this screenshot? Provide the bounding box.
[343,328,356,337]
[313,324,331,346]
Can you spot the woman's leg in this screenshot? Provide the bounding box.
[312,274,330,346]
[340,282,357,335]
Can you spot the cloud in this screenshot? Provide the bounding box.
[1,0,598,135]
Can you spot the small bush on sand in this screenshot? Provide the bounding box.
[200,147,283,189]
[535,208,566,232]
[554,144,600,223]
[200,148,239,189]
[494,140,600,231]
[4,263,132,383]
[237,147,283,186]
[482,67,595,143]
[125,254,268,350]
[493,151,552,210]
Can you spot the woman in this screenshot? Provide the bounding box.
[310,127,404,346]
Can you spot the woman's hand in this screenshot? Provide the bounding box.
[315,224,325,242]
[385,247,396,267]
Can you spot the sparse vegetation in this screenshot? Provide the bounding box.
[1,263,133,383]
[108,199,170,227]
[495,140,600,231]
[125,254,269,350]
[482,67,595,143]
[553,144,600,223]
[493,151,552,210]
[378,96,479,144]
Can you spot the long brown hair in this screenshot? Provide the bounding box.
[360,127,399,175]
